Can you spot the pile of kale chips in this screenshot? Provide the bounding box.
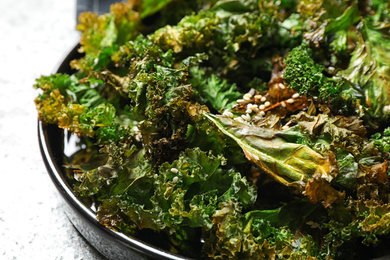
[35,0,390,259]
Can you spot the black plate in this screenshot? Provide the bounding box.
[37,44,192,260]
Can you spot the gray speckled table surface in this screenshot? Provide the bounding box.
[0,1,106,259]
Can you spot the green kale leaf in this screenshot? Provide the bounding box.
[338,20,390,122]
[189,66,242,111]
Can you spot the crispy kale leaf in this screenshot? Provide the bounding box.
[34,73,128,139]
[372,127,390,154]
[205,113,345,208]
[204,200,320,259]
[86,148,256,257]
[76,2,142,57]
[283,43,347,101]
[35,0,390,259]
[338,20,390,121]
[189,66,242,111]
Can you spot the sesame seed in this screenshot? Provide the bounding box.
[281,101,286,107]
[292,93,300,99]
[264,101,270,107]
[237,99,246,104]
[250,104,259,112]
[254,94,262,100]
[286,98,294,104]
[281,125,290,130]
[259,111,265,116]
[253,116,262,121]
[261,96,267,102]
[172,176,179,183]
[384,105,390,114]
[154,174,159,179]
[245,108,252,114]
[223,110,234,118]
[248,104,258,110]
[234,117,245,123]
[171,168,179,173]
[242,114,251,121]
[244,96,252,101]
[244,93,253,99]
[259,105,265,110]
[278,83,286,89]
[135,133,142,142]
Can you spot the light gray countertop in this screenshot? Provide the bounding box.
[0,1,106,259]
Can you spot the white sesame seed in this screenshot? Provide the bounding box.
[384,105,390,114]
[281,101,286,107]
[234,117,245,123]
[281,125,290,130]
[171,168,179,173]
[253,116,262,121]
[245,108,252,114]
[244,93,253,99]
[242,114,251,121]
[278,83,286,90]
[237,99,246,104]
[264,101,271,107]
[223,110,234,118]
[172,176,179,183]
[259,104,265,110]
[154,174,159,179]
[259,111,265,116]
[135,133,142,142]
[286,98,294,104]
[292,93,300,99]
[244,96,252,101]
[250,104,259,112]
[247,104,258,112]
[261,96,267,102]
[254,94,262,100]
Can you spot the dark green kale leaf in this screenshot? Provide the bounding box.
[34,73,126,138]
[301,2,360,53]
[76,2,142,58]
[338,20,390,123]
[92,148,256,257]
[203,200,320,259]
[34,1,390,258]
[371,127,390,154]
[283,43,345,101]
[189,66,242,111]
[150,4,282,83]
